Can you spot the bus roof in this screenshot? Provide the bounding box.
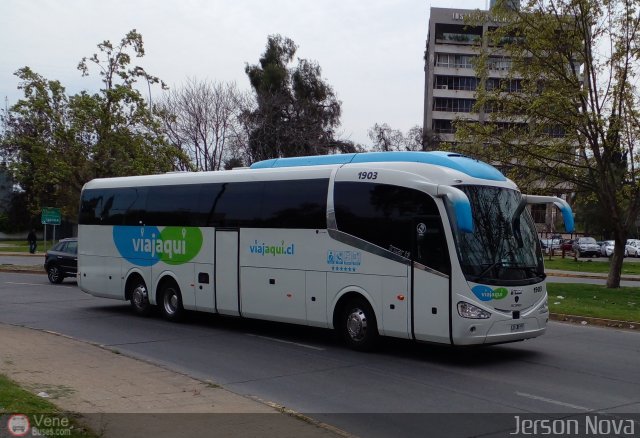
[250,151,507,182]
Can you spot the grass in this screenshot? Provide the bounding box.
[0,239,59,254]
[0,240,32,253]
[0,374,95,437]
[544,257,640,275]
[548,283,640,322]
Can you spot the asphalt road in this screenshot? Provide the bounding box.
[1,272,639,437]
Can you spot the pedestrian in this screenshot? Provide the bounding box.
[27,228,37,254]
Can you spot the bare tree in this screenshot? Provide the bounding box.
[368,123,441,152]
[158,78,249,171]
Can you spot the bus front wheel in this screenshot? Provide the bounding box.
[159,280,184,322]
[341,297,379,351]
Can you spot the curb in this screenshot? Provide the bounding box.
[546,271,640,282]
[0,267,44,274]
[550,313,639,331]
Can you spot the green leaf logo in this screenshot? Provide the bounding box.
[158,227,203,265]
[492,287,509,300]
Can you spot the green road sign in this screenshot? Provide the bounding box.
[41,207,61,225]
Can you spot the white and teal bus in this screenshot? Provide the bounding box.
[78,151,574,350]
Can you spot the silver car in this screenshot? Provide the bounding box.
[573,237,600,257]
[626,239,640,257]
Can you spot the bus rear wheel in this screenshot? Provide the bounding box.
[129,278,151,316]
[159,280,184,322]
[341,297,379,351]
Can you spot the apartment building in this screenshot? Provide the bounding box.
[423,3,569,231]
[423,5,519,143]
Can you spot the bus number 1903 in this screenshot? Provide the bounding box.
[358,171,378,180]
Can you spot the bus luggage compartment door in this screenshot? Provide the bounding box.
[215,230,240,316]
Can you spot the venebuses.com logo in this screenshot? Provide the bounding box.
[7,414,29,436]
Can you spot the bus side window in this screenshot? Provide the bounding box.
[261,179,328,229]
[208,182,263,228]
[145,185,203,226]
[334,182,450,275]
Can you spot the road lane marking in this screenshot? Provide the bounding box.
[247,333,325,351]
[516,391,591,411]
[5,282,47,286]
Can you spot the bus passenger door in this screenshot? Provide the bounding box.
[215,229,240,316]
[411,217,451,344]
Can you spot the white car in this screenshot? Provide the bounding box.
[625,239,640,257]
[600,240,625,257]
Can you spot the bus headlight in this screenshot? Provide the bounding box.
[539,299,548,314]
[457,302,491,319]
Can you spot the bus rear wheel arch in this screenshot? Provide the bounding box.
[334,293,379,351]
[126,274,151,316]
[157,277,184,322]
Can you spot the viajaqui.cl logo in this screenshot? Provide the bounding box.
[113,226,203,266]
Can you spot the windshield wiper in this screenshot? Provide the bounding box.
[475,250,515,280]
[475,260,505,280]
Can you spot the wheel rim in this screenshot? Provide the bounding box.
[132,284,148,309]
[48,267,60,282]
[346,307,368,342]
[163,287,179,315]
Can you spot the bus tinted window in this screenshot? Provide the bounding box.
[145,184,204,226]
[334,182,450,274]
[208,182,263,227]
[81,178,329,229]
[261,180,328,229]
[80,187,143,225]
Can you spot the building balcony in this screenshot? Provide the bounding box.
[432,88,476,99]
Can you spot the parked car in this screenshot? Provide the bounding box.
[44,238,78,284]
[561,239,575,252]
[540,238,561,251]
[572,237,600,257]
[626,239,640,257]
[600,240,615,257]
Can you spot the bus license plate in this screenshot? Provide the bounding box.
[510,323,524,331]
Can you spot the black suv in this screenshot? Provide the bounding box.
[44,238,78,284]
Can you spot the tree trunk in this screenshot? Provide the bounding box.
[606,231,626,288]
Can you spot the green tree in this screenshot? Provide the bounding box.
[77,29,186,177]
[453,0,640,288]
[245,35,342,162]
[1,30,187,220]
[1,67,80,217]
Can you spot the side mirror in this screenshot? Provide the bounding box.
[438,186,474,234]
[522,194,575,233]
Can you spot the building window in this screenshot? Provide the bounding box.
[530,204,547,224]
[543,125,566,138]
[433,98,475,113]
[488,57,512,71]
[435,53,476,69]
[433,119,455,134]
[486,78,522,92]
[434,75,478,91]
[435,24,482,45]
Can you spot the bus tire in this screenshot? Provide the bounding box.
[129,276,151,316]
[340,297,379,351]
[159,279,184,322]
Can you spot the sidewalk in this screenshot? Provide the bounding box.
[0,324,347,438]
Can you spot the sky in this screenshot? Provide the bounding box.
[0,0,487,146]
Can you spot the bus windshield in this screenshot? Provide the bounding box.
[452,185,544,285]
